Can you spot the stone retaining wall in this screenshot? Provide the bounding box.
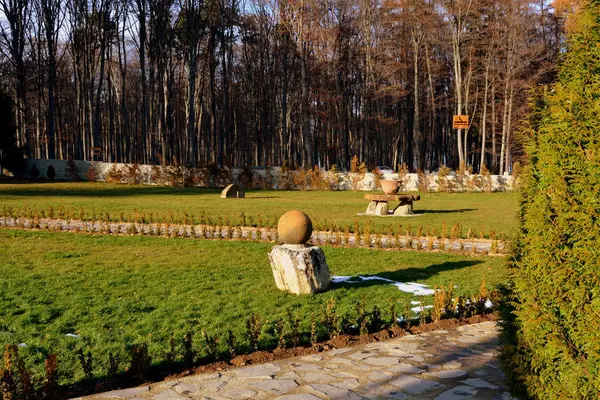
[15,159,517,192]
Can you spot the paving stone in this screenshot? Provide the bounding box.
[309,384,363,400]
[332,371,358,378]
[428,369,468,379]
[235,363,280,379]
[303,372,336,382]
[406,355,425,362]
[328,357,353,365]
[291,363,322,371]
[278,372,301,380]
[250,379,299,395]
[349,351,375,360]
[276,395,322,400]
[457,337,482,344]
[97,387,151,398]
[173,384,201,396]
[152,389,191,400]
[424,363,442,371]
[387,342,420,350]
[299,355,323,362]
[442,361,463,370]
[219,388,257,399]
[368,370,393,382]
[203,380,229,392]
[388,375,445,394]
[385,349,411,357]
[473,369,489,377]
[364,356,400,366]
[493,392,520,400]
[328,347,352,356]
[399,335,420,341]
[364,342,387,350]
[361,387,407,399]
[460,378,500,389]
[387,363,426,374]
[434,385,478,399]
[187,372,222,383]
[332,379,360,389]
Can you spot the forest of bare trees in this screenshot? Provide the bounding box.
[0,0,563,172]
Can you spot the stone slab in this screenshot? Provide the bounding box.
[235,363,280,379]
[250,379,299,395]
[152,389,191,400]
[364,194,420,201]
[389,375,445,394]
[428,369,468,379]
[387,363,426,374]
[220,388,256,399]
[460,378,500,389]
[309,384,363,400]
[434,385,478,400]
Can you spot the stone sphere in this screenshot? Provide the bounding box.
[277,210,313,244]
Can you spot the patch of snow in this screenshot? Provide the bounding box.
[393,282,435,295]
[411,300,422,305]
[411,305,434,313]
[18,343,27,347]
[331,276,354,283]
[331,276,434,296]
[65,333,80,338]
[485,299,493,309]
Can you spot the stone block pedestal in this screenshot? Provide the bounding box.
[393,203,413,216]
[268,245,331,295]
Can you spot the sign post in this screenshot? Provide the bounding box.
[453,115,469,130]
[92,147,101,161]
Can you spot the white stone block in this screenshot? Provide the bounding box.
[268,245,330,295]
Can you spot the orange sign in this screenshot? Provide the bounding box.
[453,115,469,130]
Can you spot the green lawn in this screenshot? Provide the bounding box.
[0,182,520,239]
[0,229,507,385]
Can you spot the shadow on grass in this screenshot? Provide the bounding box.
[331,260,483,289]
[417,208,477,214]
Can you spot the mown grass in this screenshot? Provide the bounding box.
[0,182,519,238]
[0,229,507,385]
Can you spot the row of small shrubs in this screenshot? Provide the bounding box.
[1,280,495,399]
[1,216,503,255]
[1,205,503,241]
[0,216,502,255]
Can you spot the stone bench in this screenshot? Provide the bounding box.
[364,194,421,216]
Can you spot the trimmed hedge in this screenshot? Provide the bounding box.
[502,1,600,398]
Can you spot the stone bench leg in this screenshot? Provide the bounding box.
[393,201,413,216]
[366,201,389,216]
[366,201,378,215]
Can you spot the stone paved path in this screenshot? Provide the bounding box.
[77,322,517,400]
[0,217,505,254]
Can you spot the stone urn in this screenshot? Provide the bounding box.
[380,179,400,195]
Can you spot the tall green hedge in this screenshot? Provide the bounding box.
[502,1,600,399]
